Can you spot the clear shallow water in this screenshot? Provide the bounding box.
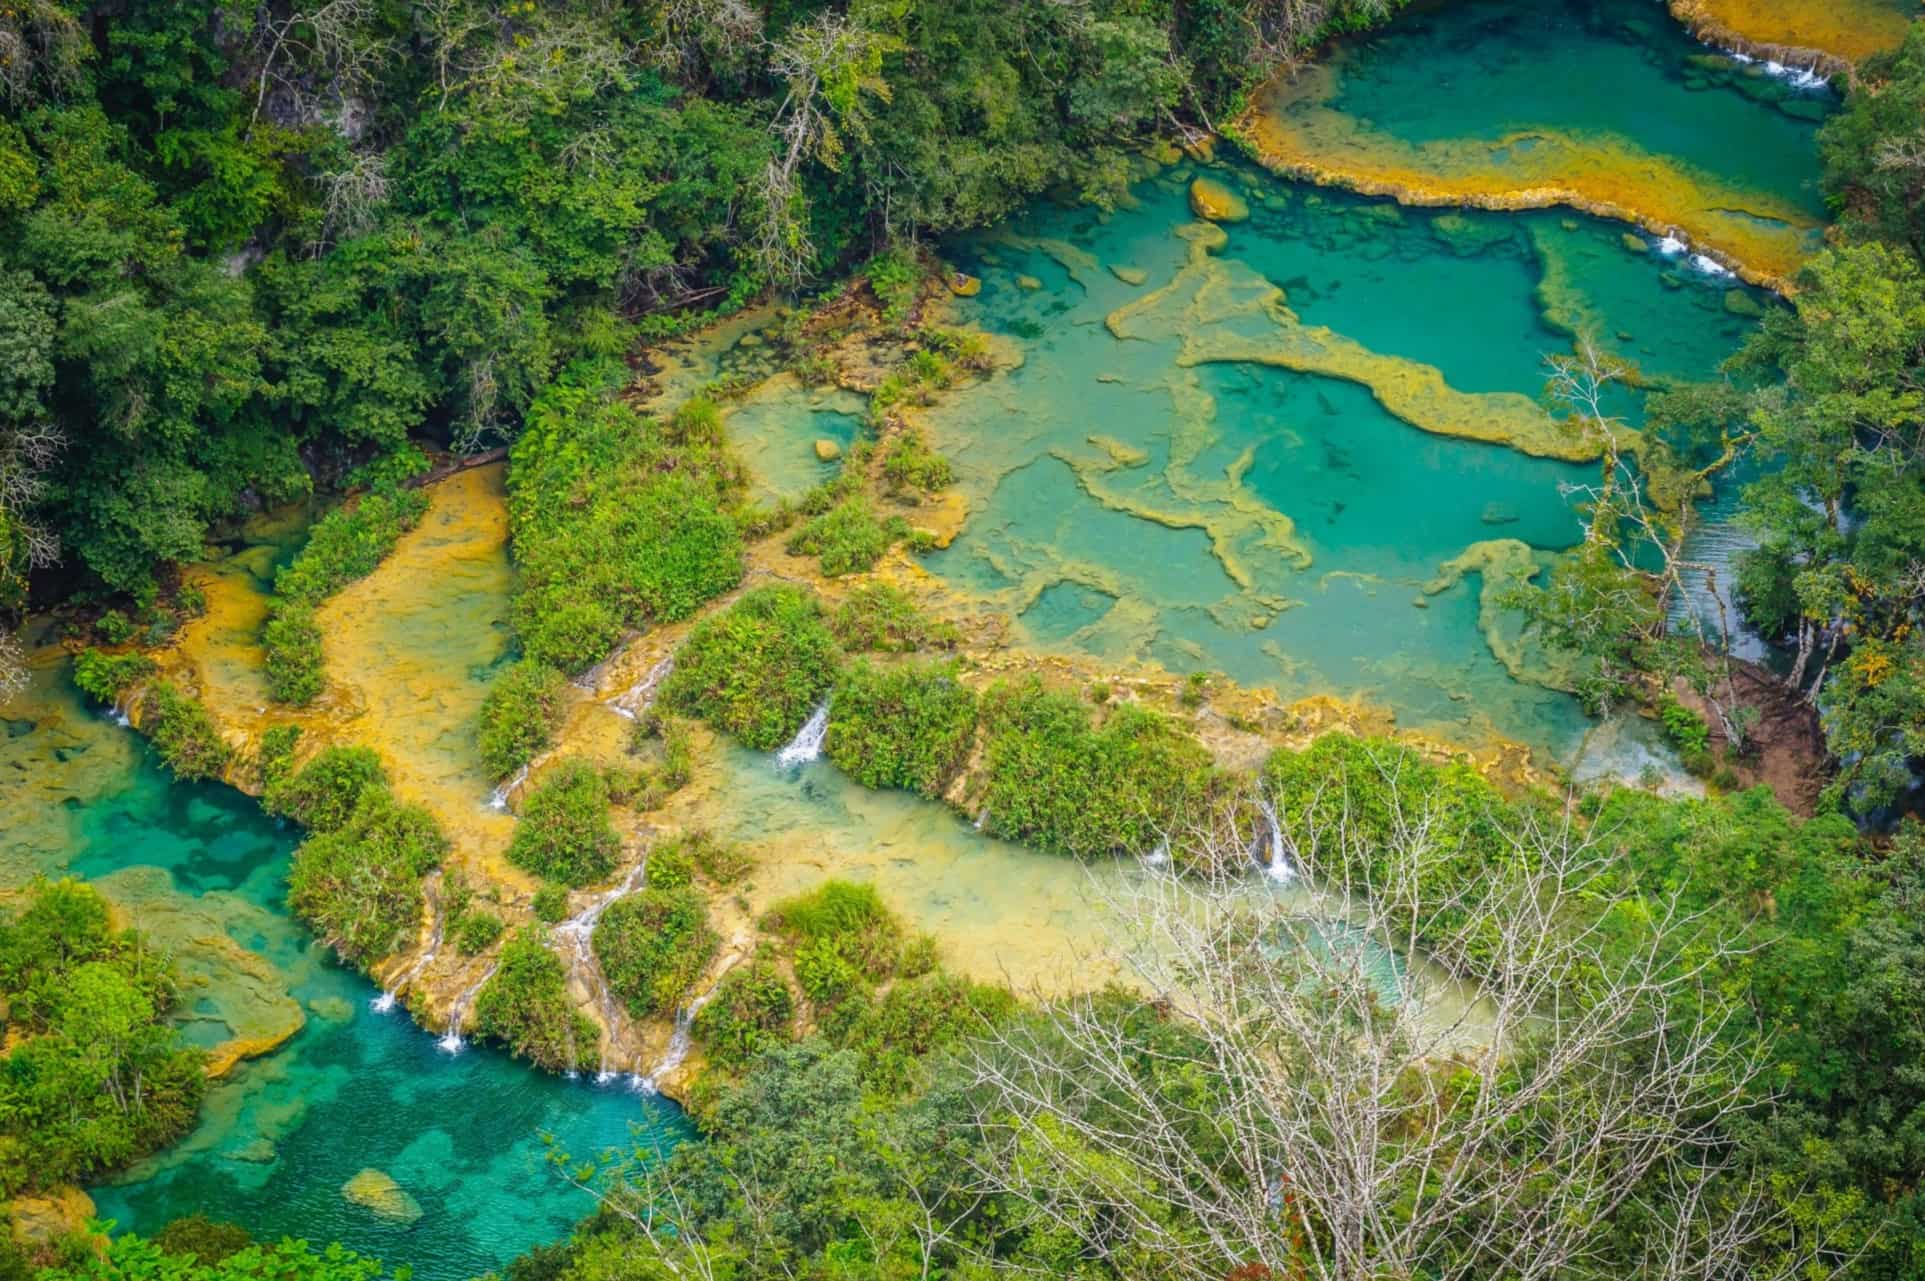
[924,165,1766,756]
[1247,0,1832,284]
[2,657,680,1280]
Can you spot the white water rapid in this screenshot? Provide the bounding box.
[775,702,829,768]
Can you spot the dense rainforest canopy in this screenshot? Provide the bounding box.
[7,4,1925,1281]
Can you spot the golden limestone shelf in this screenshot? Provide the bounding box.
[1236,64,1822,293]
[1669,0,1916,72]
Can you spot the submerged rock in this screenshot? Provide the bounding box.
[1188,177,1249,223]
[813,438,842,462]
[1110,264,1149,286]
[343,1168,424,1223]
[1016,274,1042,290]
[1480,502,1521,526]
[1620,232,1650,254]
[1723,289,1765,317]
[1429,213,1513,256]
[309,995,355,1023]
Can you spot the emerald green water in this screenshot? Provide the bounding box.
[1327,0,1832,204]
[2,656,681,1280]
[927,164,1769,755]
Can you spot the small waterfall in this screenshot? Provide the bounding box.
[1657,233,1687,257]
[1142,836,1172,868]
[775,702,829,768]
[487,763,530,812]
[607,656,674,722]
[1688,253,1734,279]
[437,961,499,1054]
[635,964,735,1093]
[549,863,649,1081]
[1254,800,1295,884]
[372,886,448,1013]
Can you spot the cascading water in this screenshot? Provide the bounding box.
[635,961,737,1093]
[487,763,530,812]
[437,961,499,1054]
[548,862,649,1083]
[775,702,829,768]
[372,890,448,1013]
[607,656,674,721]
[1255,800,1296,884]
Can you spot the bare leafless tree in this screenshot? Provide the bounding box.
[957,760,1827,1281]
[248,0,394,133]
[0,0,89,107]
[754,14,900,286]
[1546,342,1758,740]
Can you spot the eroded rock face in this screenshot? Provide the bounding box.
[1188,177,1250,223]
[9,1186,96,1245]
[342,1168,423,1223]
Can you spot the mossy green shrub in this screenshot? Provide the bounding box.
[478,659,567,781]
[263,483,430,705]
[835,972,1015,1095]
[255,725,302,791]
[826,660,977,797]
[665,584,841,751]
[150,1216,254,1265]
[453,910,505,955]
[472,927,598,1072]
[262,745,385,832]
[507,375,747,675]
[261,603,324,705]
[287,790,449,965]
[827,582,960,654]
[71,649,156,704]
[785,497,907,576]
[978,677,1216,858]
[684,829,754,884]
[763,880,901,1006]
[643,838,695,889]
[0,880,207,1194]
[593,887,718,1017]
[531,883,570,924]
[605,714,697,811]
[139,682,233,782]
[879,431,954,496]
[506,759,621,886]
[691,958,795,1069]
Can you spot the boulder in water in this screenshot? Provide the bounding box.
[1109,264,1149,286]
[1016,274,1042,290]
[946,272,981,297]
[1188,177,1249,223]
[1723,289,1765,318]
[1620,232,1650,255]
[343,1168,424,1223]
[813,438,842,462]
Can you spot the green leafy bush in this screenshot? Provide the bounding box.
[261,603,324,705]
[472,928,599,1072]
[140,682,234,782]
[691,958,795,1068]
[255,725,302,791]
[594,887,718,1018]
[262,745,385,832]
[453,911,505,955]
[531,883,570,924]
[287,790,448,965]
[0,881,206,1194]
[826,660,978,797]
[1659,697,1712,756]
[785,498,906,576]
[880,431,954,495]
[507,377,746,674]
[834,972,1015,1095]
[644,839,695,890]
[665,584,841,750]
[72,649,157,704]
[978,677,1216,857]
[827,583,959,654]
[763,880,902,996]
[478,660,568,781]
[507,760,621,886]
